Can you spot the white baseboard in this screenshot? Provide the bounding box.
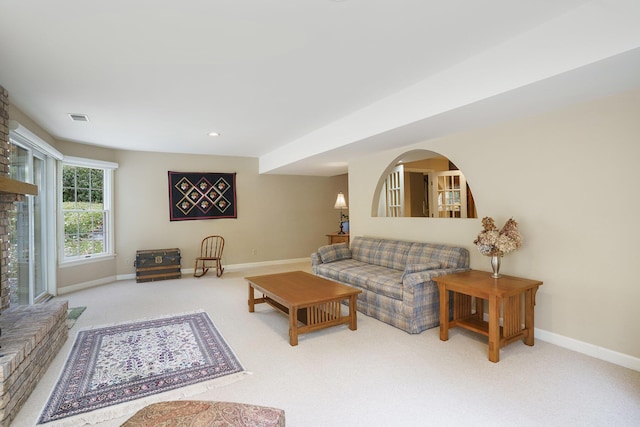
[478,312,640,371]
[69,257,311,289]
[535,328,640,372]
[222,257,310,271]
[57,276,118,295]
[115,258,310,281]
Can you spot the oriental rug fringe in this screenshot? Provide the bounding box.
[38,310,248,426]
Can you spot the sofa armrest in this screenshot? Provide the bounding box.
[311,252,323,266]
[402,267,470,291]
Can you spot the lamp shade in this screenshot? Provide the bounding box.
[334,192,347,209]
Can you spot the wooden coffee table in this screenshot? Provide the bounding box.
[246,271,361,346]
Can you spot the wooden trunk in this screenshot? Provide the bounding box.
[135,248,181,283]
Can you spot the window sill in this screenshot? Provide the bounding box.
[59,253,116,268]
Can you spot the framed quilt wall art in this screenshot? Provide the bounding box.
[168,171,237,221]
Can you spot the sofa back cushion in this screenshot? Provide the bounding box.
[406,242,469,268]
[350,236,469,270]
[350,237,412,271]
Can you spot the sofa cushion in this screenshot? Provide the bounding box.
[314,258,364,282]
[317,243,352,263]
[338,264,393,290]
[351,237,412,270]
[405,242,469,268]
[366,272,403,300]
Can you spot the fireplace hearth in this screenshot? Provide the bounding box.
[0,301,68,426]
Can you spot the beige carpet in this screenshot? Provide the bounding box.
[13,261,640,427]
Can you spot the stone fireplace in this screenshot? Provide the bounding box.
[0,86,68,426]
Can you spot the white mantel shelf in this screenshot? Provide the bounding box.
[0,175,37,196]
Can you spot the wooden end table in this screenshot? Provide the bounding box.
[434,270,543,362]
[326,233,349,245]
[246,271,361,346]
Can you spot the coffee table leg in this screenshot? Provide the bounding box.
[349,295,358,330]
[289,305,299,346]
[248,284,255,313]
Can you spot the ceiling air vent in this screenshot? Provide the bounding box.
[68,113,89,122]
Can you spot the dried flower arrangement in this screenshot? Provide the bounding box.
[473,217,523,257]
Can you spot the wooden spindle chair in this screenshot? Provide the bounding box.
[194,235,225,277]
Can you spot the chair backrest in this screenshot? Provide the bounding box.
[200,235,224,258]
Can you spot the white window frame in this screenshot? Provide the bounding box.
[59,156,118,266]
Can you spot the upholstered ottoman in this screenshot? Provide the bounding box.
[122,400,285,427]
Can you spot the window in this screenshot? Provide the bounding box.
[9,122,63,304]
[60,157,117,263]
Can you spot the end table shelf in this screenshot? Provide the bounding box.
[434,270,543,363]
[452,314,530,350]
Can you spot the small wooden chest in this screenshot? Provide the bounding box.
[135,248,181,283]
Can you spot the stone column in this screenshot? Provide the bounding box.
[0,86,13,311]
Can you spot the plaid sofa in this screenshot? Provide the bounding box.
[311,236,470,334]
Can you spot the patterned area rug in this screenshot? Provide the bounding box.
[38,311,247,426]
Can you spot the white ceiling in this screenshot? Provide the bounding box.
[1,0,639,176]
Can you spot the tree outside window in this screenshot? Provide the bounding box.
[62,165,106,258]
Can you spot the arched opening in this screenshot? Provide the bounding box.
[371,150,477,218]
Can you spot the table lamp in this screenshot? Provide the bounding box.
[334,192,348,234]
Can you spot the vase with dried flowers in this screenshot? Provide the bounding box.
[473,217,522,278]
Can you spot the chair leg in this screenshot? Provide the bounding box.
[194,259,209,278]
[216,260,224,277]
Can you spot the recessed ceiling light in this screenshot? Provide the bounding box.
[68,113,89,122]
[208,132,221,137]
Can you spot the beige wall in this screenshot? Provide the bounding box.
[8,105,58,148]
[55,140,118,163]
[53,147,347,288]
[349,89,640,359]
[110,150,346,278]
